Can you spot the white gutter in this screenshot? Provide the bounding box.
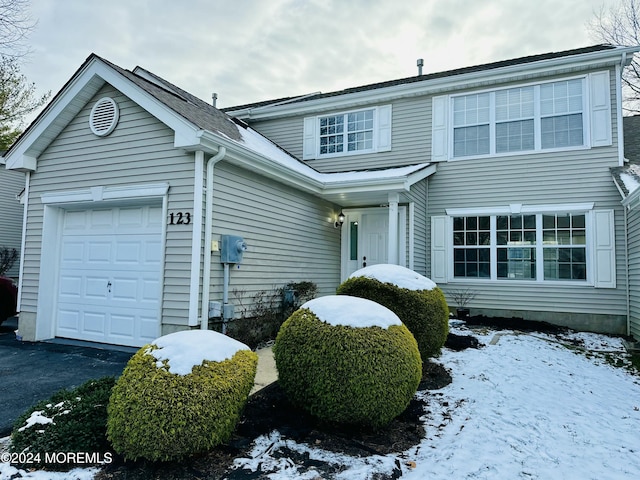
[16,171,30,312]
[228,47,640,120]
[200,146,226,330]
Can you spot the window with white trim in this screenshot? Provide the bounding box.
[450,212,588,282]
[319,109,374,155]
[303,105,392,160]
[451,78,585,158]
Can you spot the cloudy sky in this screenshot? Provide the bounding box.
[17,0,626,111]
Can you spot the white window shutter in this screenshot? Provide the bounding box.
[377,104,392,152]
[589,71,612,147]
[303,116,316,160]
[593,209,616,288]
[431,95,449,161]
[431,215,448,283]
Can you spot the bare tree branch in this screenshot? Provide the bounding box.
[589,0,640,113]
[0,0,35,58]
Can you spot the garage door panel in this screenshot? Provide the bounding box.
[56,205,162,347]
[58,275,83,299]
[82,311,106,335]
[109,313,135,340]
[61,242,85,263]
[57,309,80,333]
[87,241,112,264]
[85,277,110,300]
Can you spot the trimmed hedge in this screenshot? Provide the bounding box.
[274,304,422,428]
[337,276,449,360]
[10,377,115,470]
[107,345,257,462]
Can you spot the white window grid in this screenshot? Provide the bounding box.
[319,109,374,156]
[451,77,586,158]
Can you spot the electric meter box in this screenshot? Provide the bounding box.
[220,234,247,264]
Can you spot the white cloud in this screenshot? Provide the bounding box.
[19,0,625,114]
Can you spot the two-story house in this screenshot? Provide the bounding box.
[3,44,638,347]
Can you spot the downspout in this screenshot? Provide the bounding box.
[625,205,631,337]
[201,146,227,330]
[16,171,30,312]
[617,52,627,166]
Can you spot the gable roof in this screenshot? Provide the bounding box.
[225,44,639,120]
[0,54,434,205]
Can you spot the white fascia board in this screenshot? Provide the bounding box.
[5,57,201,171]
[197,131,325,194]
[446,202,595,216]
[230,47,640,121]
[89,62,201,147]
[198,129,436,198]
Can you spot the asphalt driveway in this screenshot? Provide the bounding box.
[0,317,134,436]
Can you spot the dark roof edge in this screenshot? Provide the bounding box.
[223,44,624,112]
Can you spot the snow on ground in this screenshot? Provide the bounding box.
[232,323,640,479]
[2,324,639,479]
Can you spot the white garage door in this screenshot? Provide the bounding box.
[56,205,163,347]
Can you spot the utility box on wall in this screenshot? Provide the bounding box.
[220,234,247,264]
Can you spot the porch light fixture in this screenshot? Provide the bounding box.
[335,211,345,228]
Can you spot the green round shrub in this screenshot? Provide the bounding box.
[10,377,115,470]
[107,330,258,462]
[337,264,449,361]
[274,295,422,429]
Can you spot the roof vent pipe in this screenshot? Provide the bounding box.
[212,93,218,107]
[417,59,424,76]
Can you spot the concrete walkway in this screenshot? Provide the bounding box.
[252,346,278,394]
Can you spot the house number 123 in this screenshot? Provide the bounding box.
[168,212,191,225]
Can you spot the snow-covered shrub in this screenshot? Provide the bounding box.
[337,264,449,360]
[10,376,115,470]
[274,295,422,428]
[107,330,258,462]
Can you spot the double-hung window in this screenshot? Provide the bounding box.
[319,110,374,155]
[451,78,586,158]
[303,105,392,160]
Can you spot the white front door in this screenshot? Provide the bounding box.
[56,206,162,347]
[342,207,407,280]
[360,211,388,269]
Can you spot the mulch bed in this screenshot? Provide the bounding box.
[97,316,556,479]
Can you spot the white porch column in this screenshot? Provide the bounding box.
[388,192,399,264]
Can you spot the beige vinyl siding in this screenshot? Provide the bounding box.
[0,168,24,278]
[209,161,341,313]
[21,85,196,328]
[426,146,628,324]
[421,66,629,329]
[627,207,640,340]
[405,179,428,275]
[249,96,431,173]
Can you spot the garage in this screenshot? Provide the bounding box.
[55,205,163,347]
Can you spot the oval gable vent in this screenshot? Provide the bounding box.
[89,97,119,136]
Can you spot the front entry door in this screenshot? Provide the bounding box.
[360,211,388,269]
[342,207,406,280]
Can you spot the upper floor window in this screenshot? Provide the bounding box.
[452,79,585,158]
[319,109,374,155]
[303,105,392,160]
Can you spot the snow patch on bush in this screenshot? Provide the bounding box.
[301,295,401,329]
[148,330,250,375]
[349,264,437,291]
